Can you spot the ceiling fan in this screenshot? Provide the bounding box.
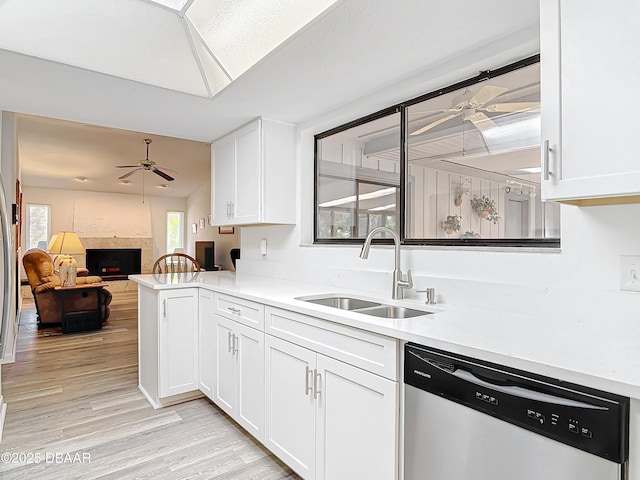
[115,139,176,182]
[409,85,540,137]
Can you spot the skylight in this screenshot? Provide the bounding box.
[0,0,339,98]
[186,0,339,79]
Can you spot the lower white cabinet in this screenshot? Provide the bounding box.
[138,286,202,409]
[264,335,317,478]
[198,289,215,400]
[214,313,265,441]
[264,334,398,480]
[158,289,199,398]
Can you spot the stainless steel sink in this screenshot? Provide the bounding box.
[354,305,430,319]
[296,294,432,319]
[298,295,381,310]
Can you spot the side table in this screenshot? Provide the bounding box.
[54,283,106,333]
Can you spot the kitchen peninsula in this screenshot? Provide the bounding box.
[131,270,640,479]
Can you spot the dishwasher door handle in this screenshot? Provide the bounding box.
[421,356,608,410]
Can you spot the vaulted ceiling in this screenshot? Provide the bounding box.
[0,0,339,98]
[0,0,540,197]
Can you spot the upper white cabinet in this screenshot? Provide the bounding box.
[540,0,640,205]
[211,117,296,225]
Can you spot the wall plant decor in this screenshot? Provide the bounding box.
[441,214,462,235]
[470,195,500,224]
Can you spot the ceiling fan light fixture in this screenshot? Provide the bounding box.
[120,179,132,185]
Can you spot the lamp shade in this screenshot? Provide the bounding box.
[46,234,58,252]
[48,232,85,255]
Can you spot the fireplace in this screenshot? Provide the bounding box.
[86,248,142,280]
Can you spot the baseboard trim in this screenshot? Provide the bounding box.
[138,385,203,410]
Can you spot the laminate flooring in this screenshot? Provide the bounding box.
[0,290,299,480]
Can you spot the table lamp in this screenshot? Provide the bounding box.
[48,232,85,287]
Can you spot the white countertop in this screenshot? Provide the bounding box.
[130,271,640,399]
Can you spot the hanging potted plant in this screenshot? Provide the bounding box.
[470,195,500,224]
[441,214,462,235]
[453,180,470,206]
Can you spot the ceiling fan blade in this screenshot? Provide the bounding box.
[483,102,540,113]
[118,168,143,180]
[152,167,175,182]
[115,165,141,168]
[155,165,177,174]
[468,111,498,134]
[469,85,508,106]
[410,113,459,136]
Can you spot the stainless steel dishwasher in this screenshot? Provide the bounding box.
[404,343,629,480]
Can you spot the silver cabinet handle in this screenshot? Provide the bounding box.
[305,365,313,396]
[313,370,322,399]
[162,299,166,318]
[227,306,241,315]
[543,139,551,181]
[233,334,239,355]
[230,202,235,218]
[227,331,233,353]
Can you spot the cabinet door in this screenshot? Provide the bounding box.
[214,314,237,416]
[211,134,236,225]
[265,335,317,480]
[541,0,640,203]
[198,289,215,400]
[233,120,261,223]
[235,322,264,442]
[315,354,398,480]
[158,289,199,398]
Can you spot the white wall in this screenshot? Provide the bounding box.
[22,186,186,267]
[186,180,239,270]
[237,56,640,316]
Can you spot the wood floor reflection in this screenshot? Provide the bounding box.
[1,290,298,480]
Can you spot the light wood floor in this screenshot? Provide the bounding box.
[0,290,298,480]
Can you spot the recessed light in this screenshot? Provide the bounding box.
[74,176,87,182]
[120,180,132,185]
[157,184,168,189]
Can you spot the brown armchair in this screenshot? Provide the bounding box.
[23,248,113,330]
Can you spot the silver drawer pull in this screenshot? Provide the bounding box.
[313,370,322,399]
[227,331,233,353]
[227,306,242,315]
[233,334,239,355]
[305,365,313,396]
[543,139,551,180]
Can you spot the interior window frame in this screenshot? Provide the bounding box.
[313,54,559,248]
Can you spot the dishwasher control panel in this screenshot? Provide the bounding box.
[405,343,629,464]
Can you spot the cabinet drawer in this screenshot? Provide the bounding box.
[265,307,398,381]
[215,293,264,330]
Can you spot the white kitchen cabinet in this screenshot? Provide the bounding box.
[264,335,317,479]
[158,288,199,398]
[138,286,202,409]
[198,289,215,400]
[211,117,296,226]
[540,0,640,205]
[315,354,397,480]
[265,327,398,480]
[214,312,265,441]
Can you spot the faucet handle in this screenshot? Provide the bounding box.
[398,269,413,289]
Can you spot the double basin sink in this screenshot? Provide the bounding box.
[296,294,433,319]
